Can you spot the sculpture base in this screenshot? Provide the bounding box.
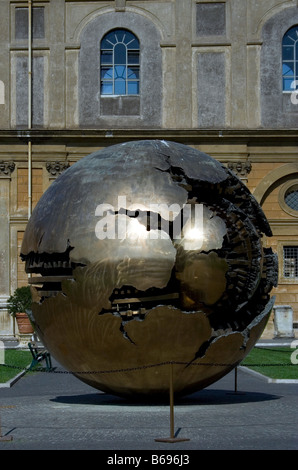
[155,437,190,443]
[0,435,13,441]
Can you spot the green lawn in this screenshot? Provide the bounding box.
[242,347,298,379]
[0,349,33,383]
[1,346,298,384]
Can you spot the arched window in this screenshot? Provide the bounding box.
[282,25,298,91]
[100,29,140,96]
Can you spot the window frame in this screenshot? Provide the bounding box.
[100,29,140,97]
[282,25,298,93]
[277,241,298,284]
[283,245,298,279]
[278,180,298,218]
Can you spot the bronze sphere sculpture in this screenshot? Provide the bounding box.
[21,141,277,398]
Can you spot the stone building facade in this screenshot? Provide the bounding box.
[0,0,298,338]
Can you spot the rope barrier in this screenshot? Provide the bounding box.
[0,359,296,375]
[0,355,297,445]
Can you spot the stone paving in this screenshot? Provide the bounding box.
[0,345,297,451]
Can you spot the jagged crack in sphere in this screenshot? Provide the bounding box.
[21,140,278,398]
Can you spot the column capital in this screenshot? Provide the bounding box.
[227,161,252,181]
[46,161,70,177]
[0,161,15,178]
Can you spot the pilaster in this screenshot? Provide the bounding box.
[0,161,15,336]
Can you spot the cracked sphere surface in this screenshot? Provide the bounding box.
[21,140,278,398]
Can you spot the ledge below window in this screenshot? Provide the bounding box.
[100,95,140,116]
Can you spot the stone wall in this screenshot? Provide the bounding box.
[0,0,297,130]
[0,0,297,339]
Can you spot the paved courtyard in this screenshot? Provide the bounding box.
[0,355,297,452]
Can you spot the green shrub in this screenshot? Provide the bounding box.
[7,286,32,316]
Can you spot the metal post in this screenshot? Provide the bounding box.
[0,413,13,442]
[28,0,32,130]
[155,363,190,443]
[169,362,174,439]
[227,366,245,395]
[28,0,32,219]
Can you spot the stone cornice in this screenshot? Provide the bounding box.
[0,128,296,144]
[0,130,296,163]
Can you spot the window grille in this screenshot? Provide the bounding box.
[282,25,298,91]
[283,246,298,278]
[285,187,298,211]
[100,29,140,96]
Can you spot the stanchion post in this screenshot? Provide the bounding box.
[169,362,174,439]
[0,412,13,442]
[155,362,190,443]
[227,365,245,396]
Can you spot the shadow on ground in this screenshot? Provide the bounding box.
[50,388,281,407]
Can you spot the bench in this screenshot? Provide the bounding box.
[28,342,53,371]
